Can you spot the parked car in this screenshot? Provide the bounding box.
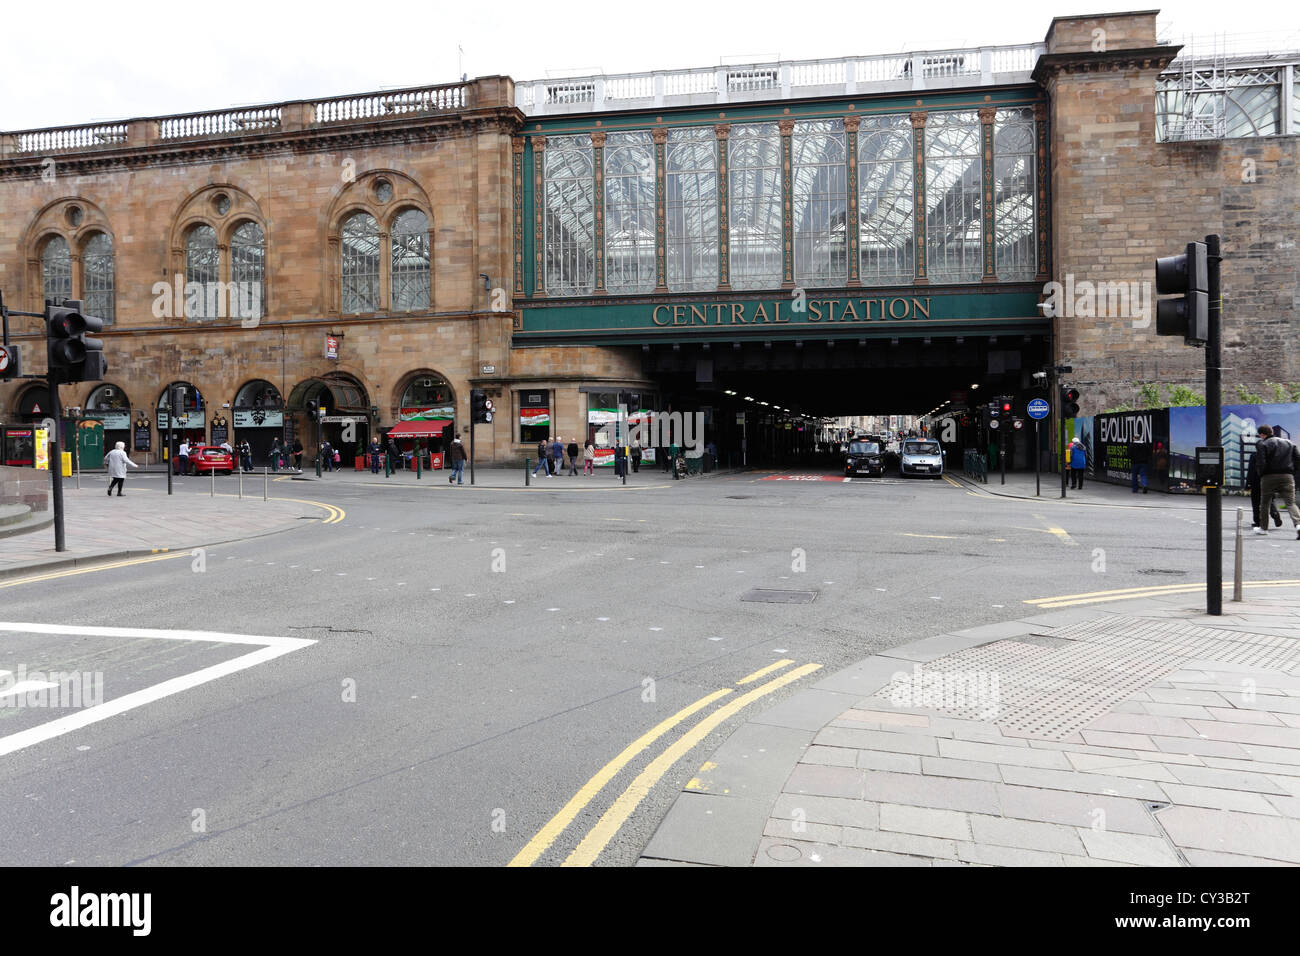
[844,440,885,477]
[899,439,944,478]
[188,445,233,476]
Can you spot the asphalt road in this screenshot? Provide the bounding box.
[0,466,1282,866]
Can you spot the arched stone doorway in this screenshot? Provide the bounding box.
[286,372,372,468]
[390,371,456,458]
[155,381,206,449]
[85,383,132,452]
[232,379,284,466]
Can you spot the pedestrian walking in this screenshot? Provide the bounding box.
[292,438,304,471]
[449,433,467,484]
[551,436,564,477]
[368,439,381,474]
[631,441,642,473]
[177,439,190,477]
[321,440,333,472]
[270,437,282,472]
[1130,441,1150,493]
[240,439,253,473]
[1247,437,1282,530]
[1068,438,1086,490]
[584,440,595,476]
[1253,425,1300,537]
[567,438,580,476]
[532,437,551,478]
[105,441,137,497]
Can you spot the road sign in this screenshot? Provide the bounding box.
[484,399,494,412]
[1013,418,1024,430]
[989,419,999,430]
[0,345,10,372]
[40,417,56,436]
[1027,398,1050,420]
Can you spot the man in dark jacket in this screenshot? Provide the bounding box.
[532,438,551,477]
[1247,438,1282,530]
[551,437,565,476]
[1130,441,1150,493]
[566,439,580,476]
[1254,425,1300,537]
[449,433,468,485]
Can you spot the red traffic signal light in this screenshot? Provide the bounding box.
[1062,387,1081,418]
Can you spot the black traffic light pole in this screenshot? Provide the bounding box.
[48,372,65,551]
[1206,234,1223,616]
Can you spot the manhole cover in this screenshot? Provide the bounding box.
[742,589,818,604]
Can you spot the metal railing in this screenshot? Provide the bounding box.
[964,448,988,483]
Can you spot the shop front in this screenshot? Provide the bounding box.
[232,380,286,466]
[156,382,207,452]
[85,384,132,453]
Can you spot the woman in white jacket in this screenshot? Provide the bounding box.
[105,441,138,497]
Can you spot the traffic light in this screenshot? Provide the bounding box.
[1000,398,1013,419]
[1061,386,1081,418]
[470,388,489,424]
[1155,241,1209,346]
[45,299,106,384]
[305,399,318,418]
[170,385,186,417]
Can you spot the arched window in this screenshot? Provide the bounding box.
[604,131,656,294]
[341,213,380,314]
[82,232,115,323]
[185,224,220,319]
[230,221,266,320]
[42,236,72,302]
[390,210,430,311]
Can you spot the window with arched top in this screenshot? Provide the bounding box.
[341,212,380,314]
[185,224,220,319]
[230,221,265,320]
[390,209,430,311]
[82,232,115,322]
[41,236,72,302]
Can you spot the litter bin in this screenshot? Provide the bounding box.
[61,452,73,477]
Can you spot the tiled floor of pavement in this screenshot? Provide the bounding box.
[0,479,331,574]
[643,590,1300,867]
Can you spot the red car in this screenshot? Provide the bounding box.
[187,445,233,476]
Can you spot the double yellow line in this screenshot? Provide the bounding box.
[509,659,821,867]
[1024,579,1300,608]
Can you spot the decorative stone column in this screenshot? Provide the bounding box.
[512,138,525,296]
[532,136,546,297]
[778,118,795,289]
[844,116,861,287]
[1033,102,1051,282]
[591,131,607,295]
[652,127,669,292]
[715,124,731,291]
[979,106,998,283]
[909,112,928,285]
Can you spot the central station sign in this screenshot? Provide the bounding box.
[517,289,1043,343]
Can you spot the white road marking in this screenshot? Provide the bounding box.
[0,622,315,758]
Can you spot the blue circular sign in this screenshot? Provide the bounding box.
[1027,398,1050,420]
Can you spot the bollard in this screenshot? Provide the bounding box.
[1233,507,1243,602]
[238,467,243,500]
[211,468,215,498]
[525,457,530,487]
[264,467,268,502]
[416,451,421,480]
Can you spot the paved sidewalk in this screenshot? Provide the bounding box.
[643,587,1300,866]
[257,463,708,490]
[953,468,1258,513]
[0,478,336,577]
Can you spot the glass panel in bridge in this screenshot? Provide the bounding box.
[1223,70,1280,137]
[390,209,431,311]
[1156,68,1281,140]
[925,110,982,285]
[994,108,1035,283]
[728,123,783,291]
[41,235,72,303]
[230,221,265,320]
[857,115,914,286]
[545,135,596,296]
[793,119,847,288]
[341,213,379,314]
[604,131,656,295]
[666,128,719,293]
[184,224,221,319]
[82,232,115,323]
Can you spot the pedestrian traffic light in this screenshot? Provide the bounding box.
[45,299,107,384]
[1061,386,1080,418]
[1155,241,1209,346]
[471,388,488,424]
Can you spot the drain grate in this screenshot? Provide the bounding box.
[742,589,818,604]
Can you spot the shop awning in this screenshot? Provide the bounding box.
[387,420,451,439]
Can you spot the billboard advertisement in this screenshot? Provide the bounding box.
[1092,408,1171,492]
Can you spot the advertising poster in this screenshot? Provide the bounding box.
[1093,408,1171,492]
[1167,402,1300,493]
[35,429,49,470]
[521,408,550,428]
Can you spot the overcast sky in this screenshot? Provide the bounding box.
[3,0,1297,131]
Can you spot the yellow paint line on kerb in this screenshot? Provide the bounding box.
[1022,579,1300,605]
[1028,579,1300,608]
[0,551,190,589]
[563,663,822,867]
[507,688,733,868]
[736,659,795,685]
